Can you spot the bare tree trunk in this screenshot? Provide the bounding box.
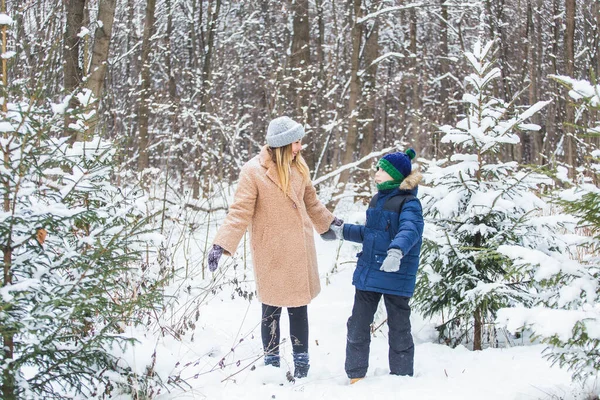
[534,0,544,165]
[409,8,421,151]
[356,2,380,196]
[86,0,117,101]
[473,306,482,351]
[565,0,576,177]
[1,0,15,395]
[193,0,221,199]
[166,0,179,145]
[473,230,483,351]
[336,0,362,199]
[199,0,220,116]
[315,0,325,80]
[1,246,14,400]
[597,0,600,78]
[521,0,535,164]
[594,0,600,152]
[290,0,311,105]
[122,0,136,163]
[82,2,90,77]
[84,0,117,139]
[64,0,85,93]
[312,0,327,177]
[543,0,562,165]
[64,0,86,142]
[290,0,313,167]
[331,0,343,172]
[0,0,6,113]
[435,0,450,159]
[137,0,157,172]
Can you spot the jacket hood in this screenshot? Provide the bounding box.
[399,168,423,191]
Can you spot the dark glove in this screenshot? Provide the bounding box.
[321,217,344,241]
[208,244,224,272]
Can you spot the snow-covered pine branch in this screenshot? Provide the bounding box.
[496,76,600,385]
[413,40,563,352]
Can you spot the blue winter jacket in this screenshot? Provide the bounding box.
[342,175,424,297]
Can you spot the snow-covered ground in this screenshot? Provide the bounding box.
[117,229,592,400]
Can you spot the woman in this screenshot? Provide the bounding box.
[207,116,342,379]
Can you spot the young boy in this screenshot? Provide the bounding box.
[322,148,424,383]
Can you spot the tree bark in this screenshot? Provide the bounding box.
[86,0,117,101]
[290,0,313,168]
[64,0,86,142]
[565,0,576,176]
[84,0,117,140]
[64,0,85,93]
[356,2,380,196]
[137,0,157,172]
[193,0,221,198]
[543,0,562,165]
[336,0,362,200]
[597,0,600,78]
[473,306,482,351]
[315,0,325,80]
[166,0,179,136]
[434,0,450,159]
[521,0,535,164]
[409,8,422,151]
[1,0,14,395]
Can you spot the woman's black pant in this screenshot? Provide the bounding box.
[261,303,308,356]
[345,289,414,378]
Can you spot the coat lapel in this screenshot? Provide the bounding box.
[259,145,302,206]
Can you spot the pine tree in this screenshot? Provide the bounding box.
[413,41,563,350]
[497,76,600,384]
[0,88,165,398]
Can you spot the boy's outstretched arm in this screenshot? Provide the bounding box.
[389,198,424,253]
[343,223,365,244]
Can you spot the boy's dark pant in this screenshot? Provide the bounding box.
[345,289,414,379]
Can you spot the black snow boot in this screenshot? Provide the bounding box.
[293,352,309,378]
[264,354,280,368]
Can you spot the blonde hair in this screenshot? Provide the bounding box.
[270,144,310,195]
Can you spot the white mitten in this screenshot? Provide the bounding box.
[380,248,403,272]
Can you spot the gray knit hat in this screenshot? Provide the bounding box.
[266,116,305,148]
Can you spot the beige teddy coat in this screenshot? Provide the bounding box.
[213,145,334,307]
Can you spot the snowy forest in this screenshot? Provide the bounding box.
[1,0,600,399]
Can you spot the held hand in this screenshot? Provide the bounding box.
[321,217,344,241]
[332,217,344,227]
[380,248,403,272]
[208,244,224,272]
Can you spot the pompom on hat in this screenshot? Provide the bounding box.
[266,116,306,148]
[377,148,416,183]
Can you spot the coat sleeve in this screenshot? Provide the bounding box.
[212,165,258,256]
[342,223,365,243]
[303,181,334,234]
[389,198,424,254]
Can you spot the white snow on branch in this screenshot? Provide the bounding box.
[51,95,72,115]
[0,121,13,132]
[313,146,397,186]
[0,14,13,25]
[358,3,424,23]
[360,52,405,74]
[77,27,91,38]
[497,305,600,342]
[1,51,15,59]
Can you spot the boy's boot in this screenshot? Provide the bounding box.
[293,352,309,378]
[264,353,280,368]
